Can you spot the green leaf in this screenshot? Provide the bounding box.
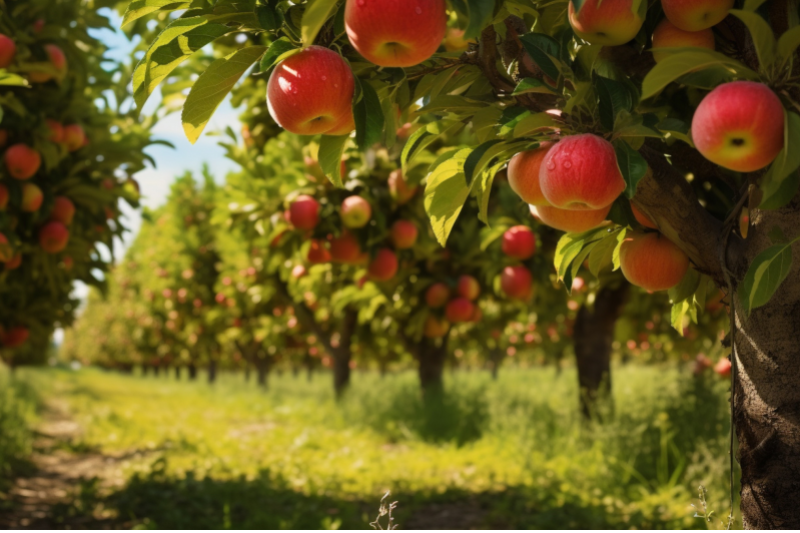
[513,111,559,137]
[417,95,486,114]
[464,0,496,39]
[777,26,800,62]
[301,0,340,46]
[472,106,502,142]
[424,149,472,246]
[353,79,385,149]
[259,38,299,72]
[641,50,758,100]
[256,3,282,31]
[763,111,800,186]
[729,9,776,68]
[668,268,700,303]
[613,140,648,199]
[122,0,193,27]
[743,0,769,11]
[512,77,556,95]
[656,118,694,146]
[0,70,28,86]
[519,33,561,81]
[588,231,620,277]
[401,120,462,171]
[738,238,799,315]
[319,134,349,188]
[760,170,800,210]
[182,46,266,144]
[612,227,628,271]
[464,140,504,186]
[554,226,608,284]
[595,75,633,132]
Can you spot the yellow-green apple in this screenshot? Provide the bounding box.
[424,315,450,338]
[443,28,475,52]
[50,196,75,225]
[4,253,21,270]
[0,184,7,210]
[457,275,480,301]
[388,169,417,204]
[63,124,85,152]
[507,142,554,205]
[540,134,625,209]
[502,225,536,260]
[425,282,450,308]
[21,183,43,212]
[46,120,65,143]
[391,219,418,249]
[714,356,731,378]
[619,231,689,291]
[5,144,41,180]
[0,326,29,348]
[368,248,398,281]
[661,0,733,31]
[530,204,611,232]
[29,44,67,82]
[651,19,714,62]
[341,195,372,228]
[330,232,363,264]
[0,35,15,68]
[0,232,12,262]
[345,0,447,67]
[267,46,355,136]
[289,195,320,230]
[568,0,646,46]
[39,221,69,253]
[692,81,785,172]
[446,297,475,323]
[308,239,331,264]
[501,265,533,300]
[631,202,657,229]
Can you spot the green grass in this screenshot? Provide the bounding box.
[6,365,738,529]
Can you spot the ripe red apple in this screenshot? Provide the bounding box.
[445,297,475,323]
[501,265,533,300]
[424,315,450,338]
[368,248,398,281]
[568,0,646,46]
[39,221,69,253]
[502,225,536,260]
[425,282,450,308]
[345,0,447,68]
[63,124,86,152]
[289,195,320,230]
[1,326,29,348]
[692,81,785,172]
[46,120,65,143]
[4,253,21,270]
[619,231,689,291]
[661,0,733,31]
[267,46,355,136]
[330,232,362,264]
[62,256,73,270]
[0,232,12,262]
[5,144,41,180]
[21,183,44,212]
[0,34,16,68]
[0,184,8,210]
[307,239,331,264]
[530,204,611,233]
[507,143,553,206]
[33,19,45,33]
[50,196,75,225]
[714,356,732,378]
[391,220,418,249]
[29,44,67,82]
[651,19,715,62]
[469,306,483,323]
[388,170,417,204]
[341,195,372,228]
[631,203,657,229]
[457,275,480,301]
[539,134,625,210]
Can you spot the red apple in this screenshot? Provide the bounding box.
[0,183,8,210]
[714,356,732,378]
[443,28,475,52]
[502,225,536,260]
[100,177,115,191]
[661,0,733,31]
[651,19,715,62]
[568,0,646,46]
[630,203,657,229]
[368,248,398,281]
[0,35,16,68]
[5,144,41,180]
[21,183,44,212]
[29,44,67,82]
[39,221,69,253]
[63,124,86,152]
[539,134,625,210]
[692,81,785,172]
[507,143,554,206]
[0,232,12,262]
[345,0,447,67]
[501,265,533,300]
[289,195,320,230]
[62,256,73,271]
[530,204,611,233]
[391,220,418,249]
[46,120,65,143]
[50,196,75,225]
[388,169,417,204]
[457,275,480,301]
[446,297,475,323]
[330,232,362,264]
[4,253,21,270]
[425,282,450,308]
[619,231,689,291]
[307,239,331,264]
[1,326,29,348]
[267,46,355,136]
[33,19,45,33]
[341,195,372,228]
[424,315,450,338]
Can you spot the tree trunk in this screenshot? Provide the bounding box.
[207,359,217,384]
[573,282,628,421]
[255,356,270,389]
[188,363,197,380]
[488,348,504,380]
[244,366,251,382]
[292,365,300,378]
[417,335,449,399]
[142,365,149,376]
[175,366,181,380]
[379,357,388,378]
[332,309,358,399]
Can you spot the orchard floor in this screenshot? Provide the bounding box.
[0,365,739,529]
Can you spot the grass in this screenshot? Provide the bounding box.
[4,365,738,529]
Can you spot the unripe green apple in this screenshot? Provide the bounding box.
[502,225,536,260]
[619,231,689,291]
[5,144,42,180]
[651,19,714,63]
[568,0,646,46]
[507,143,553,206]
[501,265,533,300]
[457,275,480,301]
[289,195,320,230]
[21,183,44,212]
[425,282,450,308]
[341,195,372,228]
[0,35,16,68]
[345,0,447,67]
[368,248,398,281]
[530,204,610,233]
[39,221,70,253]
[661,0,733,31]
[391,220,418,249]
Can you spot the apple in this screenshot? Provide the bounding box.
[39,221,70,253]
[661,0,733,31]
[21,183,44,212]
[443,28,475,52]
[388,169,417,204]
[289,195,320,230]
[46,120,65,143]
[4,253,21,270]
[33,19,45,33]
[62,256,73,271]
[267,46,355,136]
[0,232,12,262]
[457,275,480,301]
[0,184,8,210]
[63,124,86,152]
[341,195,372,228]
[330,232,363,264]
[0,35,16,68]
[29,44,67,82]
[424,315,450,338]
[445,297,475,323]
[714,356,732,378]
[469,306,483,323]
[391,220,418,249]
[539,134,625,210]
[502,225,536,260]
[425,282,450,308]
[507,143,554,205]
[651,19,715,62]
[368,248,398,281]
[344,0,447,68]
[501,265,533,300]
[100,177,115,191]
[568,0,646,46]
[1,326,29,348]
[631,202,657,229]
[619,231,689,291]
[307,239,331,264]
[5,144,42,180]
[692,81,785,172]
[530,204,611,233]
[50,196,75,225]
[292,264,307,279]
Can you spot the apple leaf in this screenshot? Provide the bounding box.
[318,134,349,188]
[519,33,561,81]
[656,118,694,146]
[353,78,385,150]
[0,70,28,87]
[761,170,800,210]
[256,2,282,31]
[424,149,472,246]
[595,75,633,132]
[729,9,776,68]
[464,140,504,186]
[259,38,299,72]
[739,237,800,316]
[777,26,800,63]
[513,78,557,96]
[301,0,340,47]
[554,227,608,289]
[121,0,194,27]
[612,140,647,199]
[182,46,266,144]
[513,111,560,137]
[641,50,758,99]
[464,0,496,39]
[401,120,463,171]
[588,231,620,277]
[743,0,769,10]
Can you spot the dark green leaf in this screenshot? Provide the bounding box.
[739,239,798,315]
[613,140,648,199]
[595,75,632,132]
[353,79,385,149]
[256,4,282,31]
[259,38,299,72]
[301,0,340,46]
[519,33,561,81]
[464,0,496,39]
[464,140,504,186]
[319,134,349,188]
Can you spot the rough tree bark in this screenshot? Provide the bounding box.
[332,309,358,398]
[417,334,449,399]
[573,283,629,420]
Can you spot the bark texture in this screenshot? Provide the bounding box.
[332,309,358,398]
[417,335,449,399]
